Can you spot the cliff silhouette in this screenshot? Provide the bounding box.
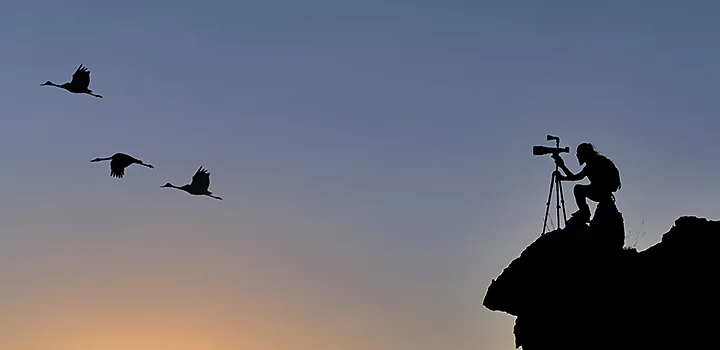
[483,200,720,350]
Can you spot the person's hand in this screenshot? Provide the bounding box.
[553,170,564,180]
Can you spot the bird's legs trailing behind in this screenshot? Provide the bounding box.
[86,91,103,98]
[206,193,223,200]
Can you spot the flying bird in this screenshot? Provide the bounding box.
[41,64,103,98]
[161,166,223,200]
[90,153,154,178]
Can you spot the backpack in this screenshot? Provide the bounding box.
[597,156,621,192]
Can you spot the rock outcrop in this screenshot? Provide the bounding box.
[483,200,720,349]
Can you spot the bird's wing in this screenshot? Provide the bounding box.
[190,166,211,191]
[71,64,91,89]
[110,159,125,178]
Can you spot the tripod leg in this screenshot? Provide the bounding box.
[542,172,555,234]
[556,177,561,228]
[558,178,567,223]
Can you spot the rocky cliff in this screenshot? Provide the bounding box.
[483,200,720,349]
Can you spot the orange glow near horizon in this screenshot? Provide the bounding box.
[0,223,412,350]
[1,282,383,350]
[0,189,484,350]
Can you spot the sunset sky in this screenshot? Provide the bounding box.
[1,1,720,349]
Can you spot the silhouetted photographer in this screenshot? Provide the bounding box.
[552,143,621,223]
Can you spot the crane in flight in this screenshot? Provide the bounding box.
[41,64,103,98]
[90,153,154,178]
[161,166,223,200]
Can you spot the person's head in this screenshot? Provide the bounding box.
[576,142,599,165]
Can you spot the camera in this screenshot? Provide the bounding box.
[533,145,570,156]
[533,135,570,156]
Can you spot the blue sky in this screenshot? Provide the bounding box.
[1,1,719,349]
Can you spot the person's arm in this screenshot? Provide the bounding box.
[552,155,587,181]
[558,164,586,181]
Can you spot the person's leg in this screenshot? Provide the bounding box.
[573,184,613,222]
[584,184,612,204]
[573,184,592,220]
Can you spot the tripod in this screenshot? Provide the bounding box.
[534,134,571,234]
[541,163,567,235]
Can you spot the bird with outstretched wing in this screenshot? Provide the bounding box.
[41,64,103,98]
[161,166,223,200]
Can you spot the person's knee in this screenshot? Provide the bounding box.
[583,185,610,203]
[574,184,588,196]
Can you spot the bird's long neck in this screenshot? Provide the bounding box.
[47,82,61,87]
[97,157,113,161]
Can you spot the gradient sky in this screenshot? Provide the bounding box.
[1,1,720,349]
